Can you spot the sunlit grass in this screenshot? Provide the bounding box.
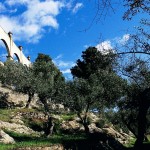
[0,108,38,122]
[0,109,15,122]
[124,138,136,148]
[61,113,76,121]
[0,130,86,150]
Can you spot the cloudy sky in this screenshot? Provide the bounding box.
[0,0,146,79]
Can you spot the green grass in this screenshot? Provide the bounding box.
[0,108,39,122]
[61,114,76,121]
[0,130,86,150]
[147,135,150,141]
[0,144,15,150]
[0,140,52,150]
[124,137,136,148]
[0,109,14,122]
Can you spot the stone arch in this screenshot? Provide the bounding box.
[1,39,11,57]
[0,26,31,66]
[13,53,20,62]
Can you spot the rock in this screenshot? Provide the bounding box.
[56,104,64,110]
[0,84,41,109]
[11,113,24,124]
[21,112,48,121]
[60,120,80,132]
[89,123,102,133]
[102,126,131,144]
[0,83,27,108]
[88,113,100,123]
[47,102,66,112]
[0,120,39,135]
[52,114,62,121]
[75,113,99,123]
[0,130,15,144]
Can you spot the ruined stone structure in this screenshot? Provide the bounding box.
[0,26,31,66]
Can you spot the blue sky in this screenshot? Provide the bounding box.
[0,0,147,79]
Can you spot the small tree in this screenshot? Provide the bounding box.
[33,53,65,136]
[0,60,37,108]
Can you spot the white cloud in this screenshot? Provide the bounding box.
[53,54,75,76]
[66,0,73,10]
[118,34,130,45]
[66,1,83,13]
[61,69,71,74]
[5,0,36,6]
[0,3,6,12]
[84,44,92,49]
[54,59,75,68]
[9,9,18,13]
[72,3,83,13]
[96,40,113,54]
[0,0,64,43]
[53,54,74,79]
[54,54,63,60]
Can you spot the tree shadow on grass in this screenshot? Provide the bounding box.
[62,132,127,150]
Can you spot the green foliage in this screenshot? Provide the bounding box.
[71,47,116,79]
[0,53,65,110]
[0,60,37,108]
[23,118,45,132]
[33,53,65,110]
[0,60,25,86]
[61,114,76,121]
[95,119,108,128]
[65,47,127,134]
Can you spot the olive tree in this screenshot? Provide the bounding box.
[65,47,126,134]
[0,60,36,108]
[32,53,65,136]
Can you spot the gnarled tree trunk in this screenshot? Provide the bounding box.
[134,88,150,149]
[25,92,34,108]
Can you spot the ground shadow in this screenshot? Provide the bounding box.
[62,132,127,150]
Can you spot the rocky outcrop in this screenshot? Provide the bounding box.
[60,115,133,145]
[102,126,132,144]
[0,120,39,135]
[0,130,15,144]
[0,84,28,108]
[61,120,81,133]
[0,83,40,108]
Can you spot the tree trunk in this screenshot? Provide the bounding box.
[134,88,150,150]
[77,113,90,135]
[45,115,54,136]
[39,96,49,113]
[134,106,148,149]
[83,122,90,135]
[25,92,34,108]
[121,115,138,138]
[38,97,54,136]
